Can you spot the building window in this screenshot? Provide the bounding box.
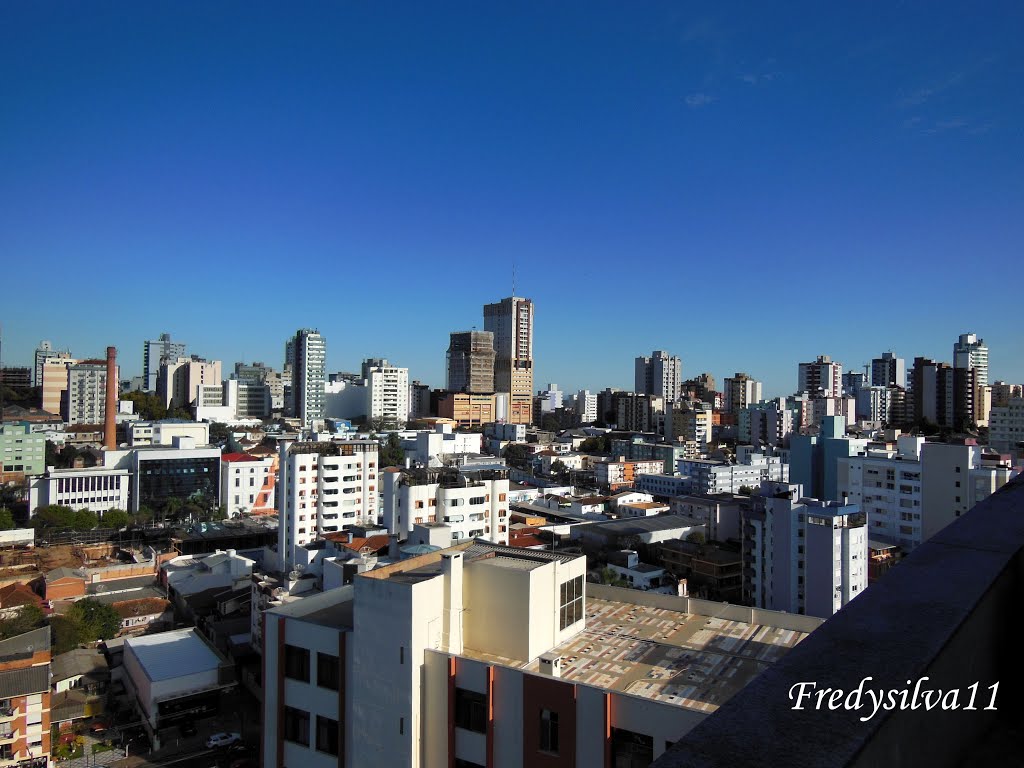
[611,728,654,768]
[455,688,486,733]
[316,715,339,755]
[539,709,559,754]
[284,644,310,682]
[317,652,340,690]
[559,575,583,630]
[284,706,310,746]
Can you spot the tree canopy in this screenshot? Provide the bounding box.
[65,598,121,642]
[379,433,405,468]
[0,604,46,640]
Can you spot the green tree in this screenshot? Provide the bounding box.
[120,391,167,421]
[72,510,98,531]
[540,414,561,433]
[686,531,706,544]
[599,567,628,588]
[102,509,131,529]
[737,485,754,497]
[502,443,532,470]
[379,433,405,468]
[580,435,610,454]
[65,598,122,642]
[0,604,46,640]
[50,614,87,654]
[31,504,76,528]
[0,507,15,531]
[209,422,232,444]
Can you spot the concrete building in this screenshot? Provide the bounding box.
[29,465,130,514]
[671,451,788,496]
[362,358,410,428]
[614,392,663,433]
[33,340,70,387]
[991,381,1023,408]
[740,398,797,449]
[953,332,989,387]
[989,396,1024,455]
[594,457,664,492]
[142,333,186,393]
[127,420,209,447]
[157,356,222,412]
[666,402,713,452]
[798,355,842,398]
[382,466,511,545]
[446,331,495,395]
[66,359,118,425]
[129,438,222,513]
[856,385,902,424]
[574,390,597,424]
[609,437,688,475]
[260,541,819,768]
[221,452,276,517]
[667,494,745,542]
[484,296,534,425]
[789,416,868,502]
[871,351,906,388]
[0,627,52,767]
[292,330,327,430]
[723,373,761,414]
[40,357,79,417]
[635,350,682,403]
[277,440,380,568]
[408,380,432,421]
[743,481,867,618]
[402,424,484,467]
[435,392,497,429]
[0,423,46,482]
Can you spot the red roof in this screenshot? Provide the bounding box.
[222,453,260,463]
[0,582,44,610]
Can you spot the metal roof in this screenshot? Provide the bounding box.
[0,665,50,698]
[125,628,222,682]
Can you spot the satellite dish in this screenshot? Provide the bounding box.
[95,584,107,593]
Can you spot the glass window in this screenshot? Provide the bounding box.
[539,709,559,754]
[317,652,340,690]
[316,715,339,755]
[284,644,310,682]
[559,575,584,630]
[284,707,309,746]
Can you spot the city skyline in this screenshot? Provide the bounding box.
[1,3,1022,397]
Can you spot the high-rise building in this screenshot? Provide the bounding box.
[41,357,79,415]
[723,373,762,413]
[954,333,989,388]
[798,355,842,398]
[483,296,534,424]
[157,356,223,411]
[909,357,977,429]
[635,350,682,402]
[446,331,495,394]
[408,380,432,421]
[575,389,598,423]
[142,333,186,392]
[292,330,326,429]
[66,359,118,425]
[871,351,906,388]
[33,340,71,387]
[361,358,410,428]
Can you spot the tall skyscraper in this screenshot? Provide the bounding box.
[142,333,186,392]
[446,331,495,394]
[291,329,326,429]
[483,296,534,424]
[635,350,682,402]
[871,351,906,388]
[724,373,762,413]
[798,355,842,398]
[953,333,989,387]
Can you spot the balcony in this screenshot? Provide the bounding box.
[654,476,1024,768]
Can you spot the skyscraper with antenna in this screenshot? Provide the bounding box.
[483,294,534,424]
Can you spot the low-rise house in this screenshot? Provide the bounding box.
[113,597,174,635]
[617,501,670,518]
[606,549,666,590]
[0,583,46,617]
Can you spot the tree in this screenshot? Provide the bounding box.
[72,510,98,531]
[502,443,532,471]
[580,435,610,454]
[208,422,232,444]
[737,485,754,497]
[599,567,628,588]
[0,507,15,530]
[65,598,121,642]
[50,614,87,654]
[379,433,405,468]
[0,604,46,640]
[120,391,168,421]
[686,531,706,545]
[102,509,131,529]
[31,504,76,528]
[540,414,561,433]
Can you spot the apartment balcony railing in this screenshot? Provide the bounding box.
[654,475,1024,768]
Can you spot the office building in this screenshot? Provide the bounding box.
[635,350,682,402]
[446,331,495,394]
[292,330,327,429]
[723,373,762,414]
[29,465,131,514]
[484,296,534,424]
[744,481,867,618]
[798,355,842,398]
[129,437,221,513]
[142,333,186,392]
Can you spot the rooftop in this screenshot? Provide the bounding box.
[586,515,705,536]
[461,592,815,714]
[125,628,223,682]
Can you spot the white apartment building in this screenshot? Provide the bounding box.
[740,398,796,448]
[127,420,210,447]
[293,330,327,429]
[989,397,1024,455]
[67,360,117,425]
[667,402,713,452]
[157,356,222,411]
[594,458,664,491]
[798,355,842,398]
[400,424,484,467]
[675,453,789,496]
[575,390,598,423]
[277,440,380,569]
[363,359,410,428]
[29,466,131,514]
[382,467,511,545]
[221,452,276,517]
[953,332,989,387]
[744,481,867,619]
[635,350,682,402]
[262,541,819,768]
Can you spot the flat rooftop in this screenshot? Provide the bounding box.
[126,628,223,682]
[462,596,811,714]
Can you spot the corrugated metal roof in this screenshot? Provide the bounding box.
[0,626,50,661]
[0,665,50,698]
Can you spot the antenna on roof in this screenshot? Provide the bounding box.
[512,262,517,297]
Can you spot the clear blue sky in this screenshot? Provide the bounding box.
[2,2,1022,398]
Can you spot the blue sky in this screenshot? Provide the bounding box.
[1,2,1022,398]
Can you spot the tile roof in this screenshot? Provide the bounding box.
[222,453,260,463]
[0,582,43,610]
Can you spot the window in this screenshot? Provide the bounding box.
[559,576,583,630]
[284,644,310,682]
[284,707,310,746]
[316,716,339,755]
[539,708,559,754]
[317,652,340,690]
[455,688,486,733]
[611,727,654,768]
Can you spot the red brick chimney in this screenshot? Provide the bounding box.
[105,346,117,450]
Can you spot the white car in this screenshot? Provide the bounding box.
[206,733,242,749]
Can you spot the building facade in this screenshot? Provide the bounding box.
[142,333,186,393]
[446,331,495,395]
[797,355,842,398]
[635,350,682,403]
[29,466,131,515]
[66,360,117,425]
[484,296,534,425]
[0,627,52,768]
[293,330,327,430]
[362,359,410,428]
[0,423,46,482]
[723,373,762,414]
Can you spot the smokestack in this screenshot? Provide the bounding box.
[104,346,117,450]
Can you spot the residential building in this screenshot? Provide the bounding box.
[871,351,906,388]
[909,356,977,429]
[723,373,761,414]
[789,416,868,502]
[666,401,713,452]
[740,398,797,448]
[483,295,534,424]
[614,392,663,432]
[0,367,30,388]
[743,481,867,618]
[672,452,788,497]
[292,330,327,429]
[261,541,818,768]
[221,452,277,517]
[991,381,1023,408]
[856,385,903,424]
[657,540,742,601]
[382,466,511,545]
[606,549,666,590]
[40,357,79,416]
[362,358,410,428]
[953,332,989,387]
[142,332,186,392]
[667,494,745,542]
[402,424,484,466]
[989,397,1024,455]
[635,350,682,403]
[127,420,209,447]
[0,423,46,481]
[157,356,222,411]
[446,331,495,395]
[277,440,380,568]
[0,627,52,767]
[408,380,432,421]
[594,457,664,491]
[67,359,118,425]
[610,437,689,474]
[797,355,842,398]
[29,465,130,514]
[681,373,716,405]
[574,390,597,423]
[535,383,563,414]
[33,340,70,387]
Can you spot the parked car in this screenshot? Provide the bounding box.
[206,733,242,749]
